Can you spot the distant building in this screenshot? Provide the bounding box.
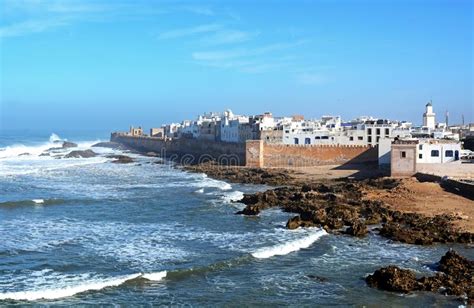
[129,126,144,136]
[423,101,436,130]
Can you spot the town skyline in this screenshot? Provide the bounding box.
[1,0,472,131]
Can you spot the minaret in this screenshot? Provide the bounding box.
[423,101,436,129]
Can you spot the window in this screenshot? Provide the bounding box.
[294,138,299,145]
[376,128,381,135]
[349,136,354,141]
[358,136,363,140]
[315,136,321,139]
[367,128,372,135]
[322,136,329,140]
[305,138,311,145]
[385,128,390,135]
[401,151,406,158]
[419,144,423,150]
[431,150,440,157]
[445,150,453,157]
[368,136,372,143]
[419,154,423,159]
[376,136,380,143]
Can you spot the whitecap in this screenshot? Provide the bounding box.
[0,273,141,301]
[222,191,244,202]
[31,199,44,204]
[251,229,327,259]
[141,271,167,281]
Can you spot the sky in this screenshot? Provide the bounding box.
[0,0,473,132]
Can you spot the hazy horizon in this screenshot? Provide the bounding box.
[1,0,473,131]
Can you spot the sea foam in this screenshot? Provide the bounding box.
[0,271,167,301]
[251,229,327,259]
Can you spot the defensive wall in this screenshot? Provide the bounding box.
[111,133,246,165]
[112,134,378,168]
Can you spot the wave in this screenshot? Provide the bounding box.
[0,271,167,301]
[222,191,244,202]
[0,199,65,207]
[0,133,103,160]
[251,228,327,259]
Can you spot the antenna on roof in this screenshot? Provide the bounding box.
[462,114,465,126]
[445,110,449,127]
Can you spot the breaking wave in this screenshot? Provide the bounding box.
[0,199,66,207]
[251,229,327,259]
[0,271,167,301]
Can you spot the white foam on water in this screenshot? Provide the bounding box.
[141,271,167,281]
[0,273,141,301]
[222,191,244,202]
[251,228,327,259]
[195,188,205,194]
[31,199,44,204]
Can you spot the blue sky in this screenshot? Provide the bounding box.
[0,0,472,131]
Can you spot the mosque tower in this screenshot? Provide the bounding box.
[423,101,436,129]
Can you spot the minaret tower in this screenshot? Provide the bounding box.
[423,101,436,129]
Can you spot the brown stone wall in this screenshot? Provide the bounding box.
[259,143,377,167]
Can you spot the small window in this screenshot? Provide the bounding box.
[349,136,354,141]
[368,136,372,143]
[385,128,390,135]
[294,138,299,145]
[368,128,372,135]
[358,136,363,140]
[315,136,321,139]
[419,154,423,159]
[445,150,453,157]
[419,144,423,150]
[305,138,311,145]
[376,128,381,135]
[431,150,439,157]
[376,136,380,143]
[401,151,406,158]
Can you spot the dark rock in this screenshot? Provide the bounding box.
[366,250,473,303]
[306,274,328,282]
[39,152,50,157]
[106,154,134,164]
[366,265,418,293]
[236,206,260,216]
[62,141,77,148]
[345,221,368,237]
[65,150,97,158]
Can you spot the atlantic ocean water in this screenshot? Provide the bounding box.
[0,130,472,306]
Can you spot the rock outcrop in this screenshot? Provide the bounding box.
[106,154,134,164]
[366,250,473,303]
[62,141,77,148]
[235,179,471,244]
[65,150,97,158]
[184,163,293,186]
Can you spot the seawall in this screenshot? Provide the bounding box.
[112,133,378,168]
[111,134,246,165]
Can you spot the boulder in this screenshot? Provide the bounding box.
[366,266,418,293]
[106,154,134,164]
[65,150,97,158]
[236,206,260,216]
[62,141,77,148]
[345,221,368,237]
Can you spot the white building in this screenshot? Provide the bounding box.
[220,110,249,143]
[416,139,461,163]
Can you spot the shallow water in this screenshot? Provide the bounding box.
[0,131,472,306]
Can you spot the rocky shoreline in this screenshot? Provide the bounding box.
[183,163,473,303]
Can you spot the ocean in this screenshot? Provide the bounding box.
[0,130,472,306]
